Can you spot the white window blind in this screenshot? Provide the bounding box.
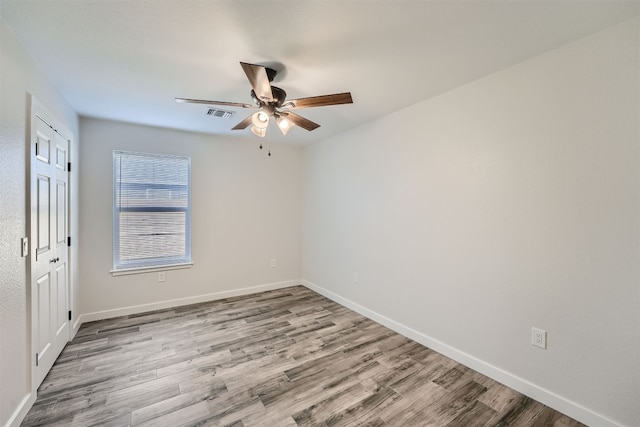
[113,151,191,271]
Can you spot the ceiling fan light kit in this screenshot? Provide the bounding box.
[176,61,353,144]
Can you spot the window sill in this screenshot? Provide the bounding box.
[110,262,194,277]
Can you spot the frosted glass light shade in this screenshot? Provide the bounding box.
[276,115,294,136]
[252,111,269,129]
[251,125,266,137]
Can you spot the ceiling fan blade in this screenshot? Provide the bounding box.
[175,98,254,108]
[231,114,254,130]
[240,62,274,102]
[287,92,353,109]
[282,112,320,131]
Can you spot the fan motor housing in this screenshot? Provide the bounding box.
[251,86,287,107]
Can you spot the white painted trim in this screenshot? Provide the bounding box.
[110,262,194,276]
[4,392,35,427]
[77,280,300,324]
[71,316,82,339]
[301,279,623,427]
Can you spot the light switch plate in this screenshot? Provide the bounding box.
[21,237,29,257]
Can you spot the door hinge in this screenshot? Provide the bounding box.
[67,236,71,247]
[68,310,72,321]
[35,353,39,367]
[67,162,71,172]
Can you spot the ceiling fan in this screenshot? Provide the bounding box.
[176,62,353,138]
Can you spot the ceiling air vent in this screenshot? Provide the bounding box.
[206,108,235,119]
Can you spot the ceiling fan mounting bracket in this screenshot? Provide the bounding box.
[264,66,277,82]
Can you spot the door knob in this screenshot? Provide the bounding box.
[49,257,60,263]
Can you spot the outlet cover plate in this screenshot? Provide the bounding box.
[531,327,547,349]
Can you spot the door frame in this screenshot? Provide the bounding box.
[27,94,74,393]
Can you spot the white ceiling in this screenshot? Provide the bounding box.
[1,1,639,144]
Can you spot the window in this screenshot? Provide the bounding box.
[113,151,191,272]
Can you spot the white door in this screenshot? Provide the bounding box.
[31,114,70,388]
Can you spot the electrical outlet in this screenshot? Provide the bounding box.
[158,272,166,282]
[531,327,547,349]
[353,272,359,283]
[270,258,277,268]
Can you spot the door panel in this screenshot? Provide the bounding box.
[55,263,67,335]
[56,181,66,244]
[56,146,66,170]
[36,175,50,257]
[36,273,52,358]
[35,129,50,163]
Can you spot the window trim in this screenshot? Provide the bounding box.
[110,262,193,276]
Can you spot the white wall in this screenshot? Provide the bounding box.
[78,118,302,318]
[0,19,79,427]
[303,18,639,427]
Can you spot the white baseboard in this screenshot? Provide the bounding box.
[301,279,621,427]
[71,315,82,340]
[77,280,299,325]
[4,392,35,427]
[74,280,300,324]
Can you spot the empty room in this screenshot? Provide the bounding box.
[1,1,638,426]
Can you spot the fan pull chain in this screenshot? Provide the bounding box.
[267,121,272,157]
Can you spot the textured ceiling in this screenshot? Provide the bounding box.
[1,0,638,144]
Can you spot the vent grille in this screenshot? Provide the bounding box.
[206,108,235,119]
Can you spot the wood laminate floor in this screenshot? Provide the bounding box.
[22,286,585,427]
